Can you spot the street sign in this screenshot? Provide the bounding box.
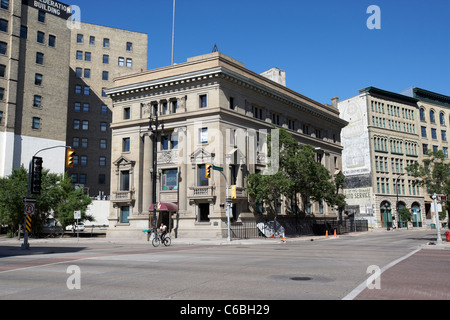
[24,203,35,215]
[74,210,81,219]
[213,165,223,172]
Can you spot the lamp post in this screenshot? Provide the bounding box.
[149,113,164,235]
[384,202,390,231]
[395,173,404,229]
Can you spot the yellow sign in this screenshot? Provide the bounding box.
[231,185,237,199]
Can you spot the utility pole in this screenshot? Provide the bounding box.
[432,193,443,245]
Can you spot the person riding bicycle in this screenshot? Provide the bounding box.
[159,223,168,241]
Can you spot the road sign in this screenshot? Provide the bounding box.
[74,210,81,219]
[25,215,32,232]
[213,165,223,172]
[24,203,35,215]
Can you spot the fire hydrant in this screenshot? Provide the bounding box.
[445,231,450,242]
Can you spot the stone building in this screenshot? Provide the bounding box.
[105,52,347,239]
[338,87,425,229]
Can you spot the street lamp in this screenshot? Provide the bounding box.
[384,202,390,231]
[395,173,404,229]
[149,113,164,235]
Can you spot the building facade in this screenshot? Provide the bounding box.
[106,52,347,239]
[0,0,148,201]
[338,87,426,229]
[67,22,147,197]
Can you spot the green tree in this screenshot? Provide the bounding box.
[406,150,450,222]
[398,207,412,228]
[0,167,93,237]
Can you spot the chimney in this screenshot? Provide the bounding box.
[331,97,339,108]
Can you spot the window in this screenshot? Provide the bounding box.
[98,174,106,185]
[38,10,45,23]
[101,105,108,114]
[100,139,107,149]
[73,120,80,130]
[431,128,437,140]
[84,69,90,78]
[444,147,448,159]
[162,169,178,190]
[20,25,27,39]
[99,156,106,167]
[72,137,79,148]
[0,111,3,124]
[198,164,208,186]
[81,138,88,148]
[1,0,9,10]
[82,103,89,112]
[103,38,109,48]
[120,206,129,223]
[126,58,132,68]
[75,85,82,94]
[199,95,207,108]
[103,55,109,64]
[32,117,40,130]
[76,50,83,60]
[75,67,82,77]
[430,110,436,123]
[33,95,42,107]
[82,120,89,130]
[35,73,43,85]
[83,86,90,95]
[89,36,95,46]
[422,144,428,155]
[123,107,130,120]
[420,108,426,121]
[0,19,7,32]
[126,42,133,51]
[200,127,208,144]
[100,122,107,132]
[36,52,44,64]
[229,97,235,110]
[442,130,447,142]
[440,112,445,126]
[122,138,130,152]
[421,126,427,138]
[118,57,124,67]
[162,136,170,150]
[37,31,45,44]
[171,100,177,113]
[48,34,56,47]
[0,41,6,55]
[85,52,91,61]
[102,71,108,81]
[71,174,78,183]
[120,171,130,191]
[0,87,4,100]
[77,34,83,44]
[80,156,87,166]
[79,174,87,184]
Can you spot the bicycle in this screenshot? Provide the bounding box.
[151,232,171,247]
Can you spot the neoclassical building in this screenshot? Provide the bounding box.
[105,52,347,238]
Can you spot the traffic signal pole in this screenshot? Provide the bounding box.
[21,145,72,250]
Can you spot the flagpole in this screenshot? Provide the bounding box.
[171,0,175,65]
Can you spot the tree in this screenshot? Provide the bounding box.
[0,167,93,237]
[248,128,346,216]
[406,150,450,222]
[398,207,412,229]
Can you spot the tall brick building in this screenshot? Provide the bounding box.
[0,0,147,198]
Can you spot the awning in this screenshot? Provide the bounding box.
[149,202,178,212]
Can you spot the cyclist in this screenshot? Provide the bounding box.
[159,223,168,242]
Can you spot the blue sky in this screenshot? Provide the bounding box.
[69,0,450,105]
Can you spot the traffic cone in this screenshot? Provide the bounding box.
[334,229,337,237]
[325,230,328,237]
[281,232,286,243]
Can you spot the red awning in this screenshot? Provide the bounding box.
[149,202,178,212]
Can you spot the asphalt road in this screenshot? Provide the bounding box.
[0,229,447,303]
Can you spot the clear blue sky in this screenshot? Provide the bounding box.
[69,0,450,105]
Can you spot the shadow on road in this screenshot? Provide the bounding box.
[0,246,87,258]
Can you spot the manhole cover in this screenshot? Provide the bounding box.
[290,277,312,281]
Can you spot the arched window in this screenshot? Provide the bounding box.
[440,112,446,126]
[430,110,435,123]
[420,108,426,121]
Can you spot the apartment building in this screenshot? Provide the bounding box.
[0,0,71,175]
[338,87,425,229]
[105,52,347,238]
[0,0,148,199]
[67,22,147,197]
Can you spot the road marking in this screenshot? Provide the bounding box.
[342,247,422,300]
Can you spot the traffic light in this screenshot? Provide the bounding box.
[205,163,212,179]
[31,156,43,195]
[66,148,75,168]
[231,185,237,199]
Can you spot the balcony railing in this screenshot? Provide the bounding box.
[112,190,135,204]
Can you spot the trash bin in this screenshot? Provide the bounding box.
[431,223,436,229]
